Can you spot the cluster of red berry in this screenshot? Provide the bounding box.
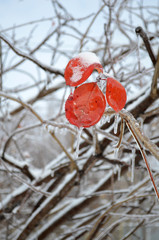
[64,52,127,128]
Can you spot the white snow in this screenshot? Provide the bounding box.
[78,52,101,66]
[71,66,84,83]
[0,151,27,168]
[0,184,28,210]
[70,52,101,83]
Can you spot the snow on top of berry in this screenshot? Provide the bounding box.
[78,52,101,65]
[70,52,101,83]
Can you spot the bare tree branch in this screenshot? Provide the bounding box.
[0,34,64,76]
[135,26,156,66]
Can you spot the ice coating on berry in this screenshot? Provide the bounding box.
[106,78,127,112]
[64,52,103,86]
[65,82,106,128]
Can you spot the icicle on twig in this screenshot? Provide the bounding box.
[106,114,111,123]
[114,113,119,134]
[114,147,119,159]
[113,114,121,155]
[70,86,74,94]
[114,164,121,181]
[137,35,141,72]
[92,126,97,155]
[131,148,136,183]
[100,114,107,125]
[59,127,67,135]
[74,127,83,159]
[97,78,106,91]
[117,165,121,181]
[115,118,125,148]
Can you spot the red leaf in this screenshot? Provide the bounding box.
[65,82,106,128]
[64,52,103,86]
[106,78,127,112]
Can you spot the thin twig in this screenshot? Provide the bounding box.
[0,157,51,197]
[0,91,78,171]
[135,26,156,66]
[0,17,53,33]
[80,4,105,50]
[85,177,154,240]
[0,34,63,76]
[151,50,159,98]
[10,83,65,115]
[15,170,77,240]
[121,200,155,240]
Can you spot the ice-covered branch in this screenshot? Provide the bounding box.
[135,26,156,67]
[0,34,64,76]
[0,91,78,171]
[119,109,159,161]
